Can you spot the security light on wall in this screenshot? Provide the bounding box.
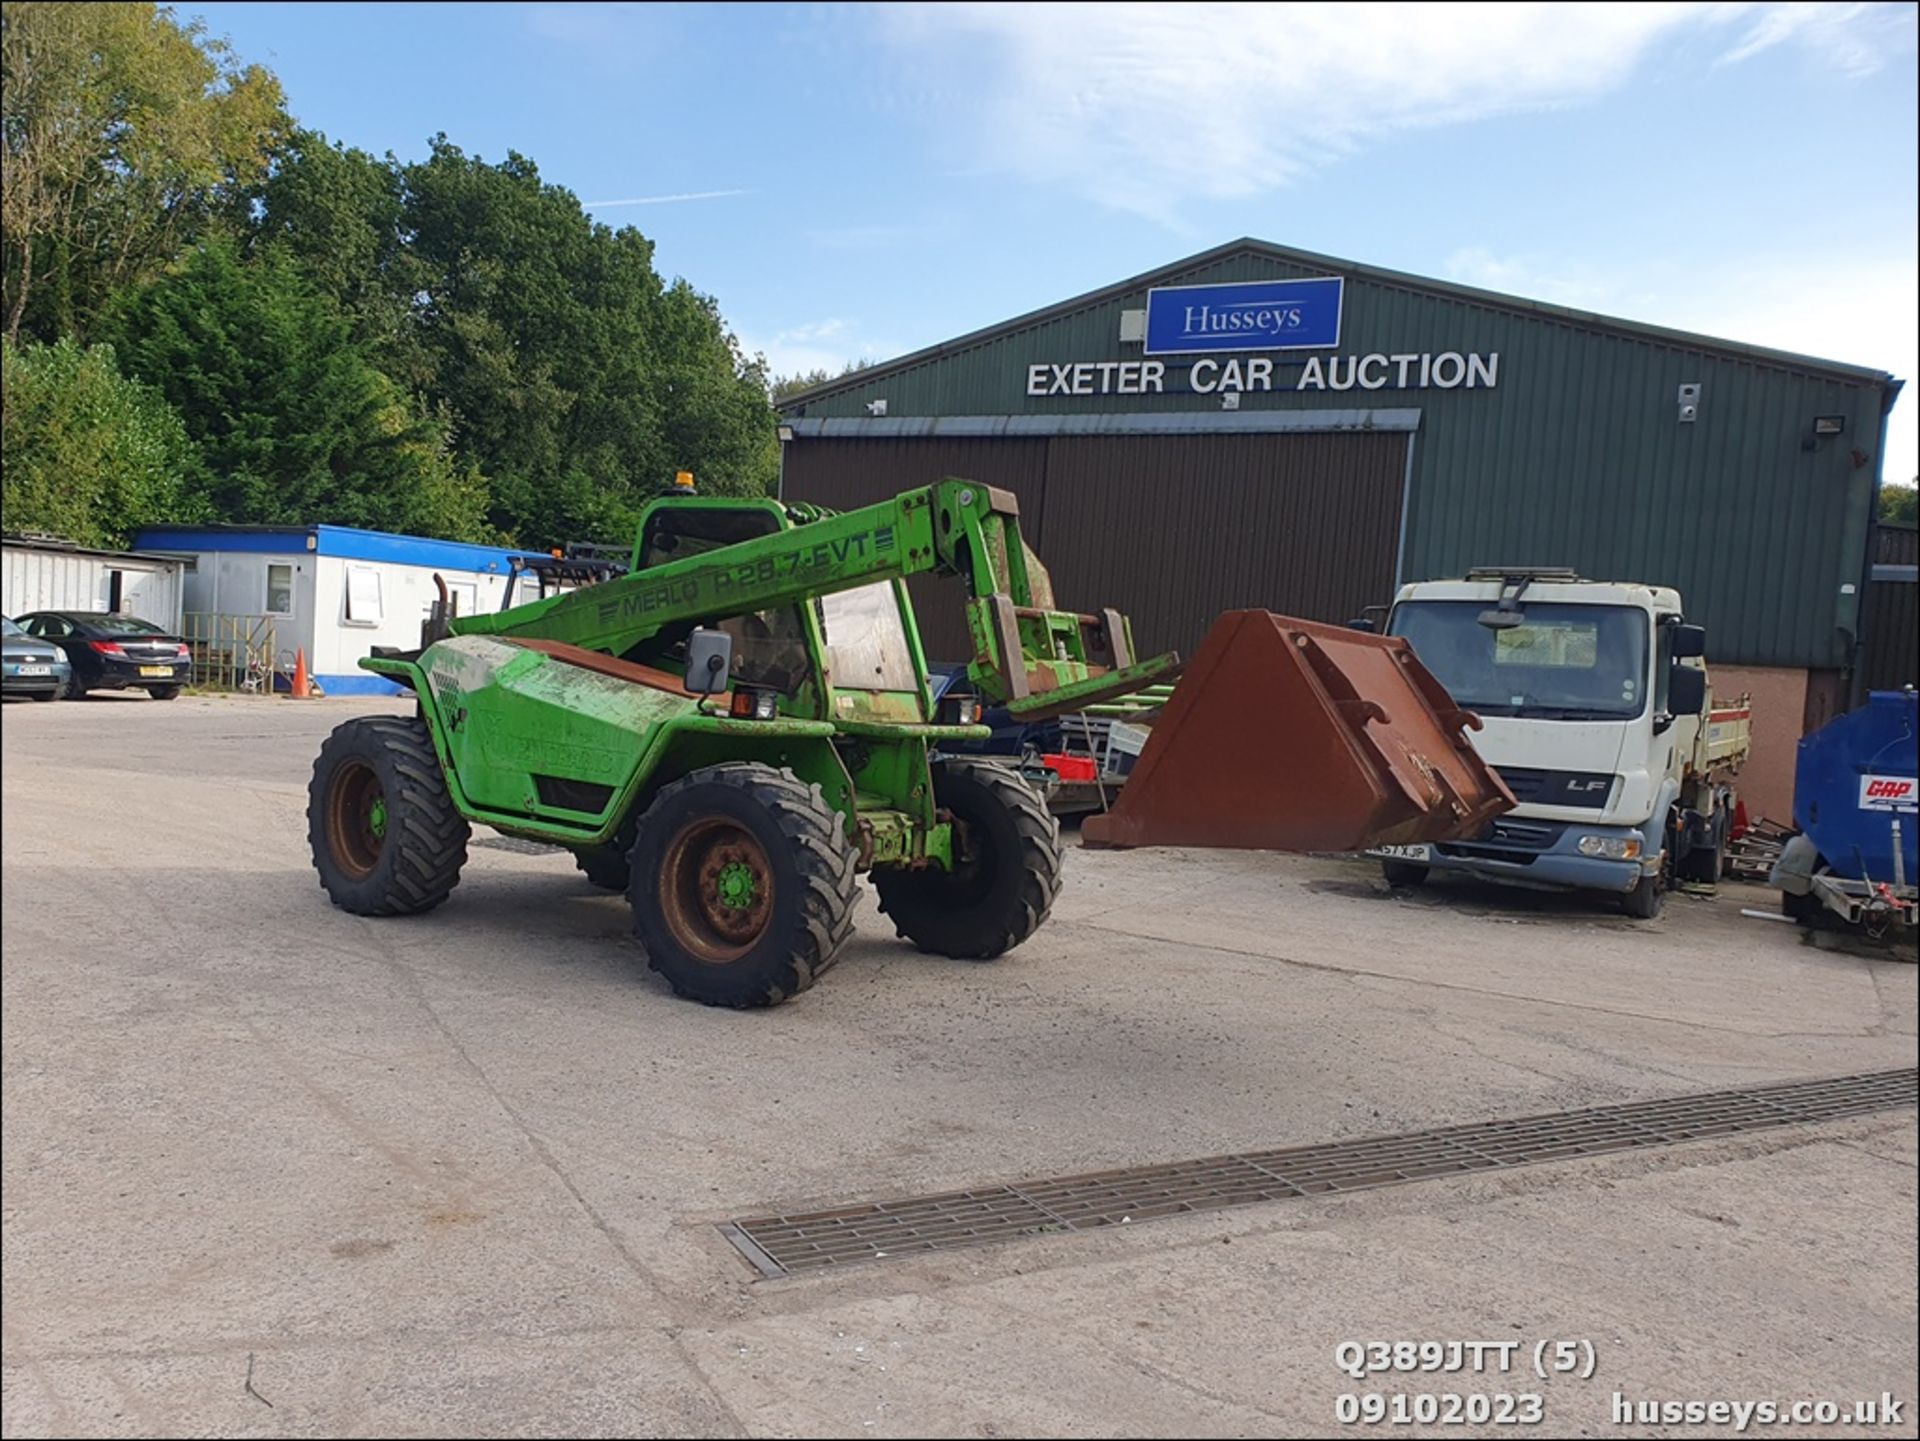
[776,424,794,442]
[865,398,888,417]
[1812,416,1845,436]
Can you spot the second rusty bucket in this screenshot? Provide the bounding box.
[1082,611,1513,853]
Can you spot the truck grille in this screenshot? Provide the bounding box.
[1495,767,1617,809]
[1438,817,1565,863]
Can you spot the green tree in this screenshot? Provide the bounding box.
[100,236,489,540]
[0,1,286,343]
[0,336,204,546]
[241,134,780,547]
[770,357,876,404]
[655,282,779,501]
[1880,482,1918,528]
[239,128,420,375]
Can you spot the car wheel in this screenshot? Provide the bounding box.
[149,684,182,701]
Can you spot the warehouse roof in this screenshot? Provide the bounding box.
[779,237,1900,409]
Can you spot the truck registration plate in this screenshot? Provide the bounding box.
[1368,844,1432,861]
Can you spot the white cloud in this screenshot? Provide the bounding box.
[1715,1,1906,76]
[1442,249,1919,485]
[740,318,899,383]
[882,2,1913,221]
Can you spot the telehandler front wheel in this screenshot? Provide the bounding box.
[574,845,630,891]
[309,717,470,915]
[875,757,1064,959]
[629,764,858,1008]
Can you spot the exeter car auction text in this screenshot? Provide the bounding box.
[1025,352,1499,397]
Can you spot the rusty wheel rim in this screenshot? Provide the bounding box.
[327,758,387,880]
[660,817,774,963]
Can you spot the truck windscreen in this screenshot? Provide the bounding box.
[1388,601,1649,720]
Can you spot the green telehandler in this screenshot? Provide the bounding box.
[308,476,1514,1008]
[308,478,1180,1007]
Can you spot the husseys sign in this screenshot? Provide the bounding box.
[1145,277,1345,353]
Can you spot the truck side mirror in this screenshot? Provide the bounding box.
[1669,623,1706,658]
[1667,664,1707,717]
[1346,616,1376,632]
[684,627,732,696]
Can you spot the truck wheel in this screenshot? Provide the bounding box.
[1621,871,1665,920]
[309,717,470,916]
[1381,859,1429,888]
[574,845,630,891]
[629,763,857,1007]
[875,757,1064,959]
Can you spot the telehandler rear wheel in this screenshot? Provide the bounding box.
[309,717,470,915]
[875,757,1063,959]
[629,763,858,1007]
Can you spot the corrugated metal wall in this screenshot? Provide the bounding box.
[1862,523,1917,692]
[2,545,184,629]
[1876,523,1918,567]
[782,431,1406,660]
[781,245,1892,670]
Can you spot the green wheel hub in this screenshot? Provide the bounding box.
[368,795,388,840]
[716,860,757,909]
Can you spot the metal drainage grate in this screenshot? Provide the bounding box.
[721,1069,1917,1278]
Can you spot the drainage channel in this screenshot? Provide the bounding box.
[720,1068,1917,1278]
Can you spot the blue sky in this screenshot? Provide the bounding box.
[189,1,1919,481]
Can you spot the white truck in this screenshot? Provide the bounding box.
[1368,568,1750,918]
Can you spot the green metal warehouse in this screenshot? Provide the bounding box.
[775,239,1906,820]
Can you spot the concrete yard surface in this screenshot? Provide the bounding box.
[3,694,1916,1438]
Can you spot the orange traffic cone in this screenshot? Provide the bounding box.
[290,647,312,699]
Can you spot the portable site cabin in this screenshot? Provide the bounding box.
[133,524,547,694]
[2,536,186,631]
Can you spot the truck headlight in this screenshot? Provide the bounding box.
[1577,835,1642,860]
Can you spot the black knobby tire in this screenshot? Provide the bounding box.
[574,844,630,891]
[874,757,1064,959]
[149,684,182,701]
[628,763,858,1008]
[1381,859,1429,888]
[309,716,470,916]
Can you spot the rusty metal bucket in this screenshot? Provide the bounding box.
[1082,611,1514,853]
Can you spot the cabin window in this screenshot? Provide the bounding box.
[344,565,383,624]
[265,563,294,615]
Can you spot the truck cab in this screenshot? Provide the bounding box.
[1375,568,1746,918]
